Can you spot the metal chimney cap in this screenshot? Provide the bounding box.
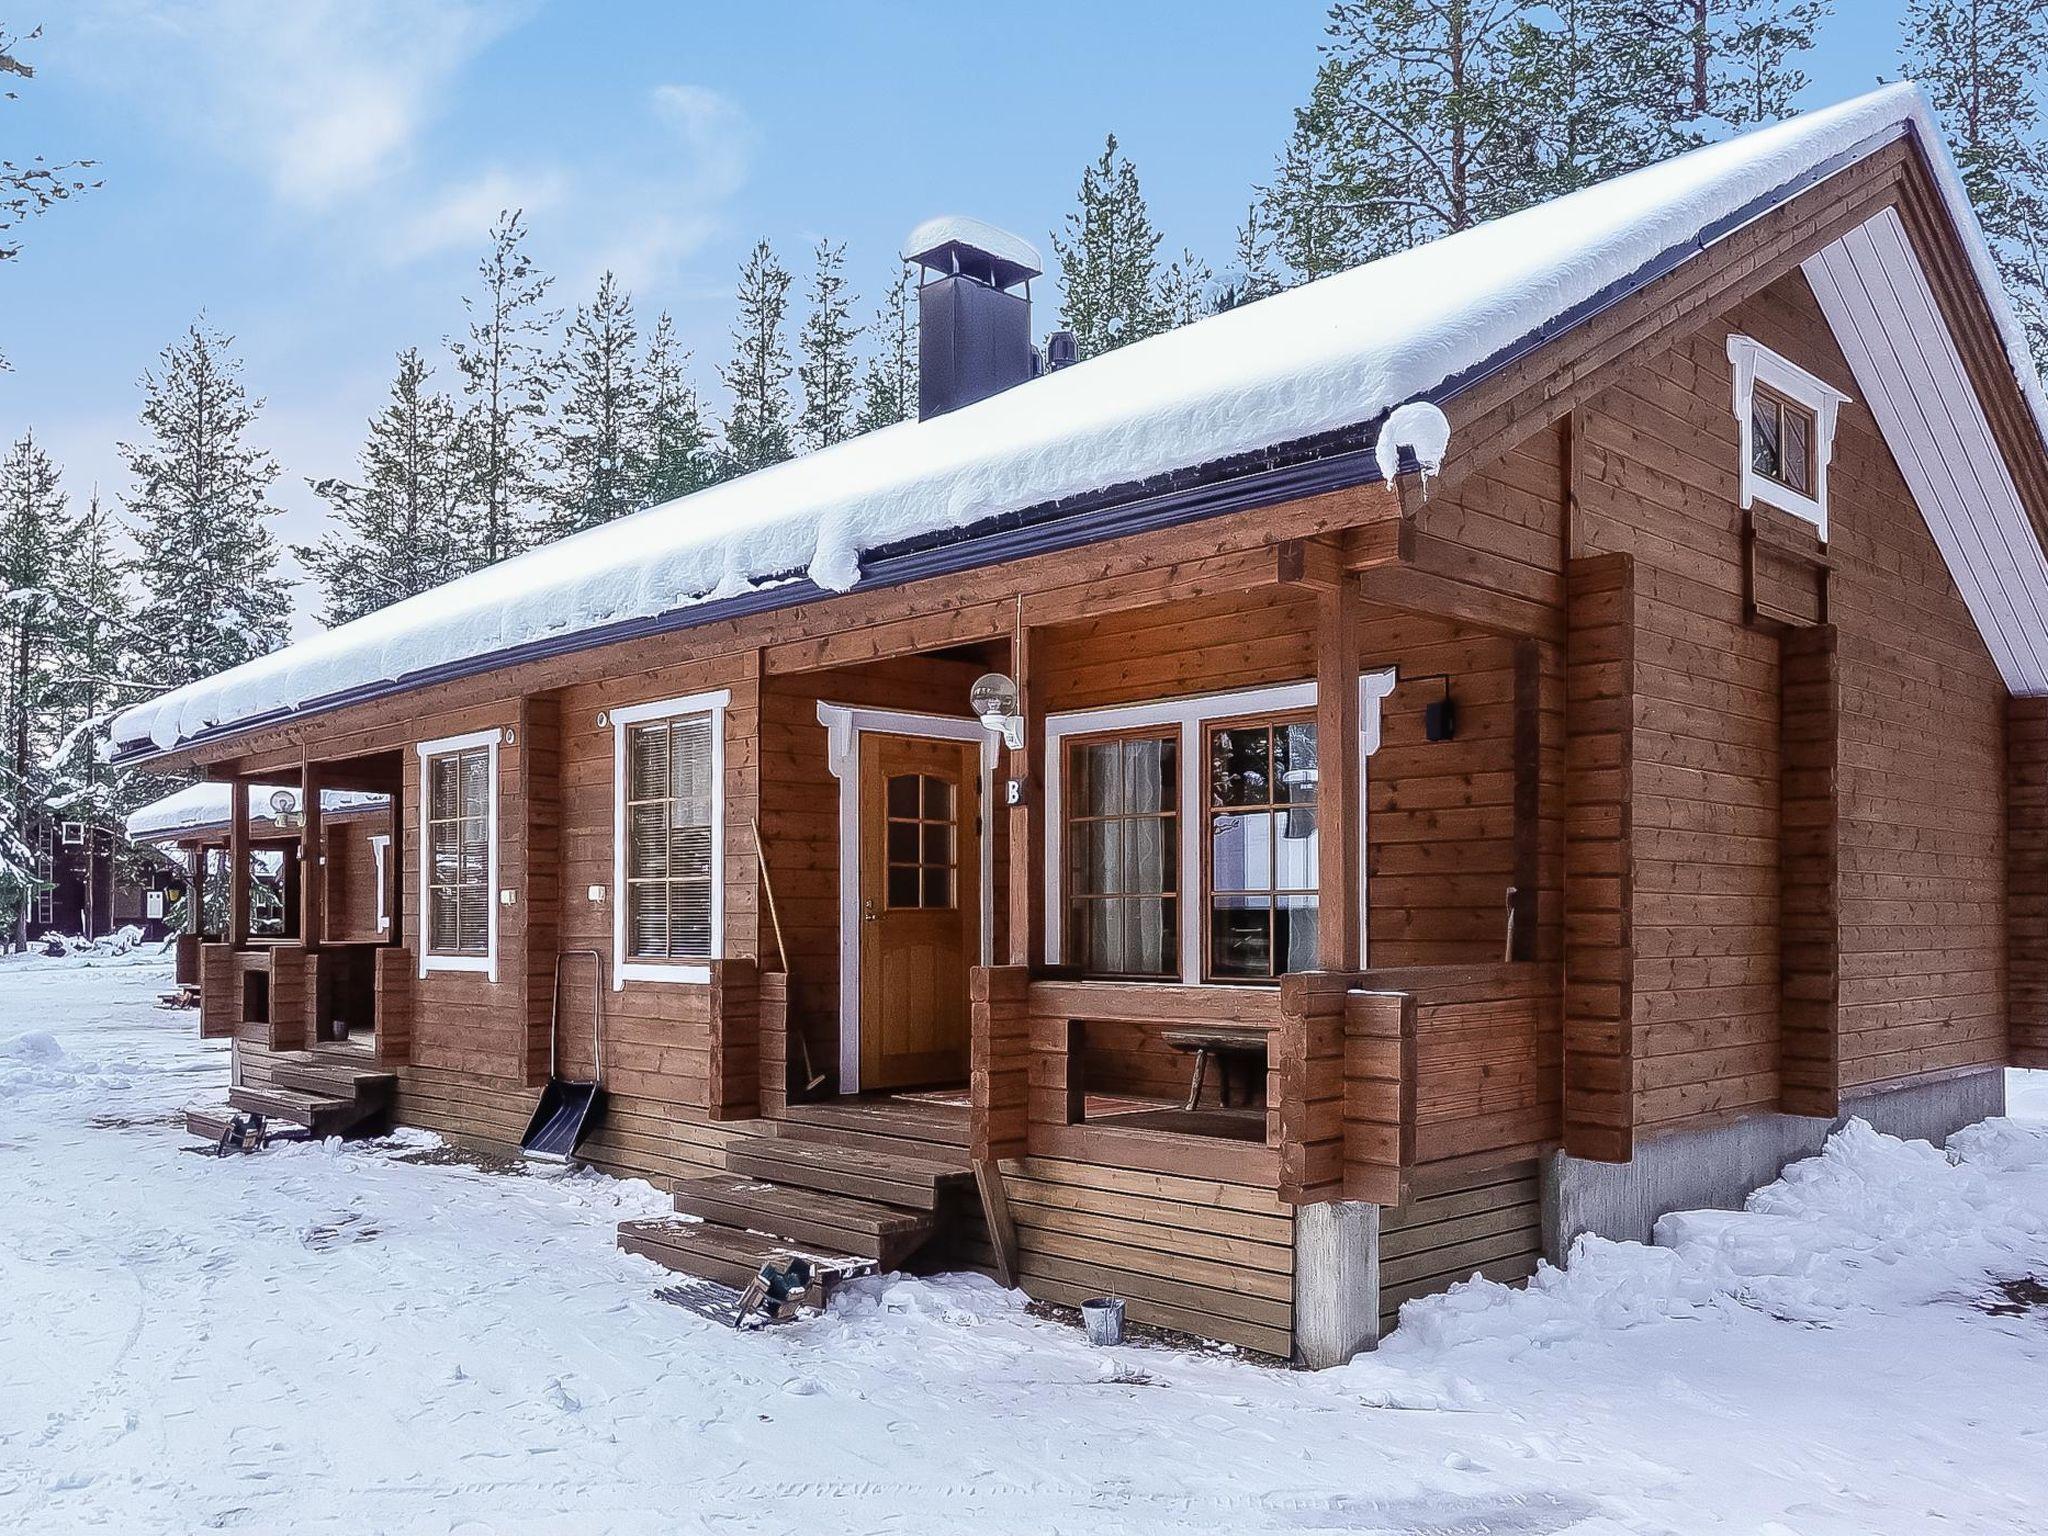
[904,215,1043,289]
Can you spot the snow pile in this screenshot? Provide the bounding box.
[1372,400,1452,483]
[0,1029,121,1099]
[112,84,2032,761]
[1385,1116,2048,1358]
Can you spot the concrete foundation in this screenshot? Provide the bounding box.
[1292,1200,1380,1368]
[1544,1067,2007,1263]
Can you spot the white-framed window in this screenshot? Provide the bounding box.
[60,821,85,846]
[1043,673,1395,983]
[1728,333,1851,537]
[415,728,502,979]
[608,688,729,987]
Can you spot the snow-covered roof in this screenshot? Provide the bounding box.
[125,783,389,843]
[904,215,1044,278]
[111,84,2046,761]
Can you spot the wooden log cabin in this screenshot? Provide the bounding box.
[126,781,396,1005]
[112,88,2048,1365]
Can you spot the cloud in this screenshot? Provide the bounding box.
[75,0,526,206]
[393,166,571,264]
[395,83,754,290]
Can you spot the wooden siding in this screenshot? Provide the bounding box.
[1378,1160,1544,1332]
[1563,553,1637,1160]
[1731,279,2008,1101]
[2011,697,2048,1069]
[1780,625,1842,1114]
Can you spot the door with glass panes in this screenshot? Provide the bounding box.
[857,733,978,1089]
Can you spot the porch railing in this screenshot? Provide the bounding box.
[969,961,1562,1210]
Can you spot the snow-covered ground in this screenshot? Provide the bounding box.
[4,959,2048,1535]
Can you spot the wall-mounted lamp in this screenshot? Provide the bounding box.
[970,672,1027,751]
[1406,673,1458,743]
[268,789,303,830]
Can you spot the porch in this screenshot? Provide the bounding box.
[606,532,1567,1358]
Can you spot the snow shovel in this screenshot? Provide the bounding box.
[521,949,608,1162]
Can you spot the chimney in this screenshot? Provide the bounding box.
[905,216,1043,420]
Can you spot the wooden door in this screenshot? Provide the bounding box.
[858,733,979,1090]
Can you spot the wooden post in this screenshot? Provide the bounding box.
[1006,610,1042,968]
[300,757,324,950]
[1562,554,1636,1164]
[227,779,251,949]
[1311,556,1362,971]
[184,845,203,935]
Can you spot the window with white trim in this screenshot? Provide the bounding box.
[1727,334,1851,537]
[425,746,491,954]
[415,728,501,977]
[624,714,717,960]
[610,689,728,985]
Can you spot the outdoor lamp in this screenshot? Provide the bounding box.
[970,672,1026,751]
[268,789,301,828]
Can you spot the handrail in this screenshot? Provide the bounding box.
[551,949,608,1084]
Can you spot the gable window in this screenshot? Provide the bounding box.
[1206,716,1319,980]
[1750,385,1816,497]
[610,688,729,986]
[1063,729,1179,977]
[1728,334,1851,537]
[415,728,501,978]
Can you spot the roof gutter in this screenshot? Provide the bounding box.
[112,433,1392,767]
[112,117,1923,771]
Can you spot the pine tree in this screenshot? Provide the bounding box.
[0,432,63,948]
[797,240,862,451]
[1312,1,1546,256]
[1215,204,1283,309]
[1156,249,1215,327]
[641,311,717,504]
[121,322,290,690]
[1715,1,1830,127]
[855,262,919,433]
[720,239,796,475]
[0,26,97,369]
[1052,134,1166,357]
[297,348,464,624]
[448,210,558,569]
[1257,65,1377,284]
[1902,0,2048,364]
[543,270,646,539]
[45,489,146,940]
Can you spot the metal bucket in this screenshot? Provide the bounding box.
[1080,1296,1125,1347]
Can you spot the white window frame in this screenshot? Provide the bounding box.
[608,688,730,988]
[1042,673,1395,983]
[415,727,503,980]
[1728,333,1851,538]
[368,833,391,933]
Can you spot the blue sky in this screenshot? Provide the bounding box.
[0,2,1915,628]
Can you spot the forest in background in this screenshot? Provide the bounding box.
[5,0,2048,944]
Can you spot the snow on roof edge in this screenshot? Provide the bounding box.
[113,85,2048,763]
[125,783,389,842]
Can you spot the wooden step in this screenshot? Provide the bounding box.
[185,1104,235,1141]
[671,1174,935,1267]
[271,1054,396,1100]
[725,1136,974,1211]
[227,1084,379,1139]
[618,1217,876,1293]
[780,1097,972,1152]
